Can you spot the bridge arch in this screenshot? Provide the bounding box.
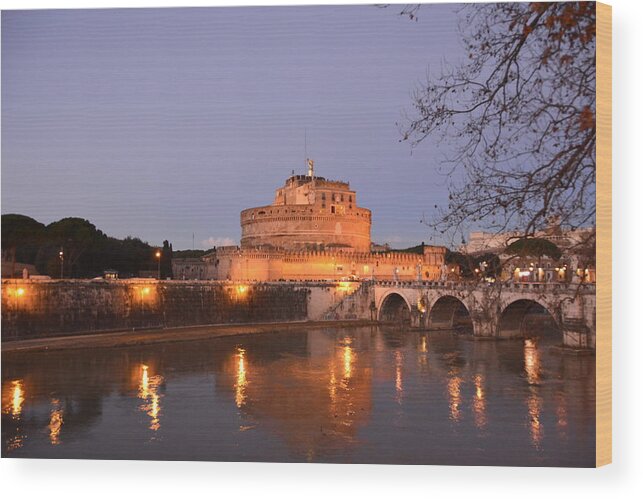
[378,291,412,324]
[498,299,561,339]
[427,295,473,332]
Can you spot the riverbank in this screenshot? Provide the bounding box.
[1,319,377,354]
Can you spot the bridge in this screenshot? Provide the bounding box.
[2,277,596,351]
[327,280,596,350]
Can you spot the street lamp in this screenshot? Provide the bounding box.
[59,248,64,279]
[155,250,162,280]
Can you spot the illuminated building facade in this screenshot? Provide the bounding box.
[176,161,447,282]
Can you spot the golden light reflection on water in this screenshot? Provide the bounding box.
[2,379,26,451]
[138,364,163,432]
[420,336,427,353]
[524,338,541,385]
[417,336,429,369]
[2,380,25,418]
[527,387,543,448]
[48,398,64,445]
[328,364,338,408]
[235,348,248,408]
[472,374,487,429]
[524,339,544,448]
[395,350,404,404]
[448,374,462,423]
[342,339,354,381]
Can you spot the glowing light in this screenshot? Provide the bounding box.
[155,250,161,259]
[527,387,543,448]
[328,367,337,405]
[235,348,248,408]
[448,375,462,423]
[2,380,26,451]
[48,399,64,445]
[236,285,248,295]
[472,374,487,429]
[524,339,541,385]
[343,344,353,380]
[420,336,427,353]
[395,350,404,404]
[16,287,25,297]
[138,364,163,432]
[4,380,25,417]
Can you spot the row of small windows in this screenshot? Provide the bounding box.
[277,189,353,203]
[246,216,371,223]
[250,209,369,218]
[320,192,352,203]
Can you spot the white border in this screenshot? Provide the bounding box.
[1,0,641,497]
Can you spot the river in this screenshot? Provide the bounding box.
[1,326,595,466]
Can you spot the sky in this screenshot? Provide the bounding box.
[1,4,466,250]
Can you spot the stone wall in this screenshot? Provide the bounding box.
[1,279,309,341]
[204,245,446,282]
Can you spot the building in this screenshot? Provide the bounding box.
[461,218,595,255]
[1,259,38,279]
[240,160,371,252]
[175,161,447,282]
[460,218,596,284]
[172,257,211,280]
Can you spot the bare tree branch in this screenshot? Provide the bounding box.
[400,2,596,241]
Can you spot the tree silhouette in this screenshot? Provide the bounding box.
[1,214,46,277]
[401,2,596,240]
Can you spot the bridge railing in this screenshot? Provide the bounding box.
[372,280,596,294]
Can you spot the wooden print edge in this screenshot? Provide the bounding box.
[596,1,612,468]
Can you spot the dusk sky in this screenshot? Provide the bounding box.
[2,4,466,250]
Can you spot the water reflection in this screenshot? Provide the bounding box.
[342,338,353,381]
[472,374,487,429]
[527,387,543,449]
[137,364,163,432]
[1,327,595,466]
[556,391,569,440]
[448,374,462,423]
[395,350,404,404]
[2,379,26,451]
[11,379,25,418]
[523,339,543,449]
[48,398,64,445]
[524,338,541,385]
[328,363,337,408]
[234,348,249,408]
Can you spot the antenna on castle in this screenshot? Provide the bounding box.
[304,128,308,170]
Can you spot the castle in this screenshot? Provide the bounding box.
[174,160,446,281]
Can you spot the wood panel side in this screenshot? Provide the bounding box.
[596,1,612,468]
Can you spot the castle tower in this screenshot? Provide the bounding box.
[240,164,371,252]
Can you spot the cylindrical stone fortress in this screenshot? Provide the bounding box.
[240,171,371,252]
